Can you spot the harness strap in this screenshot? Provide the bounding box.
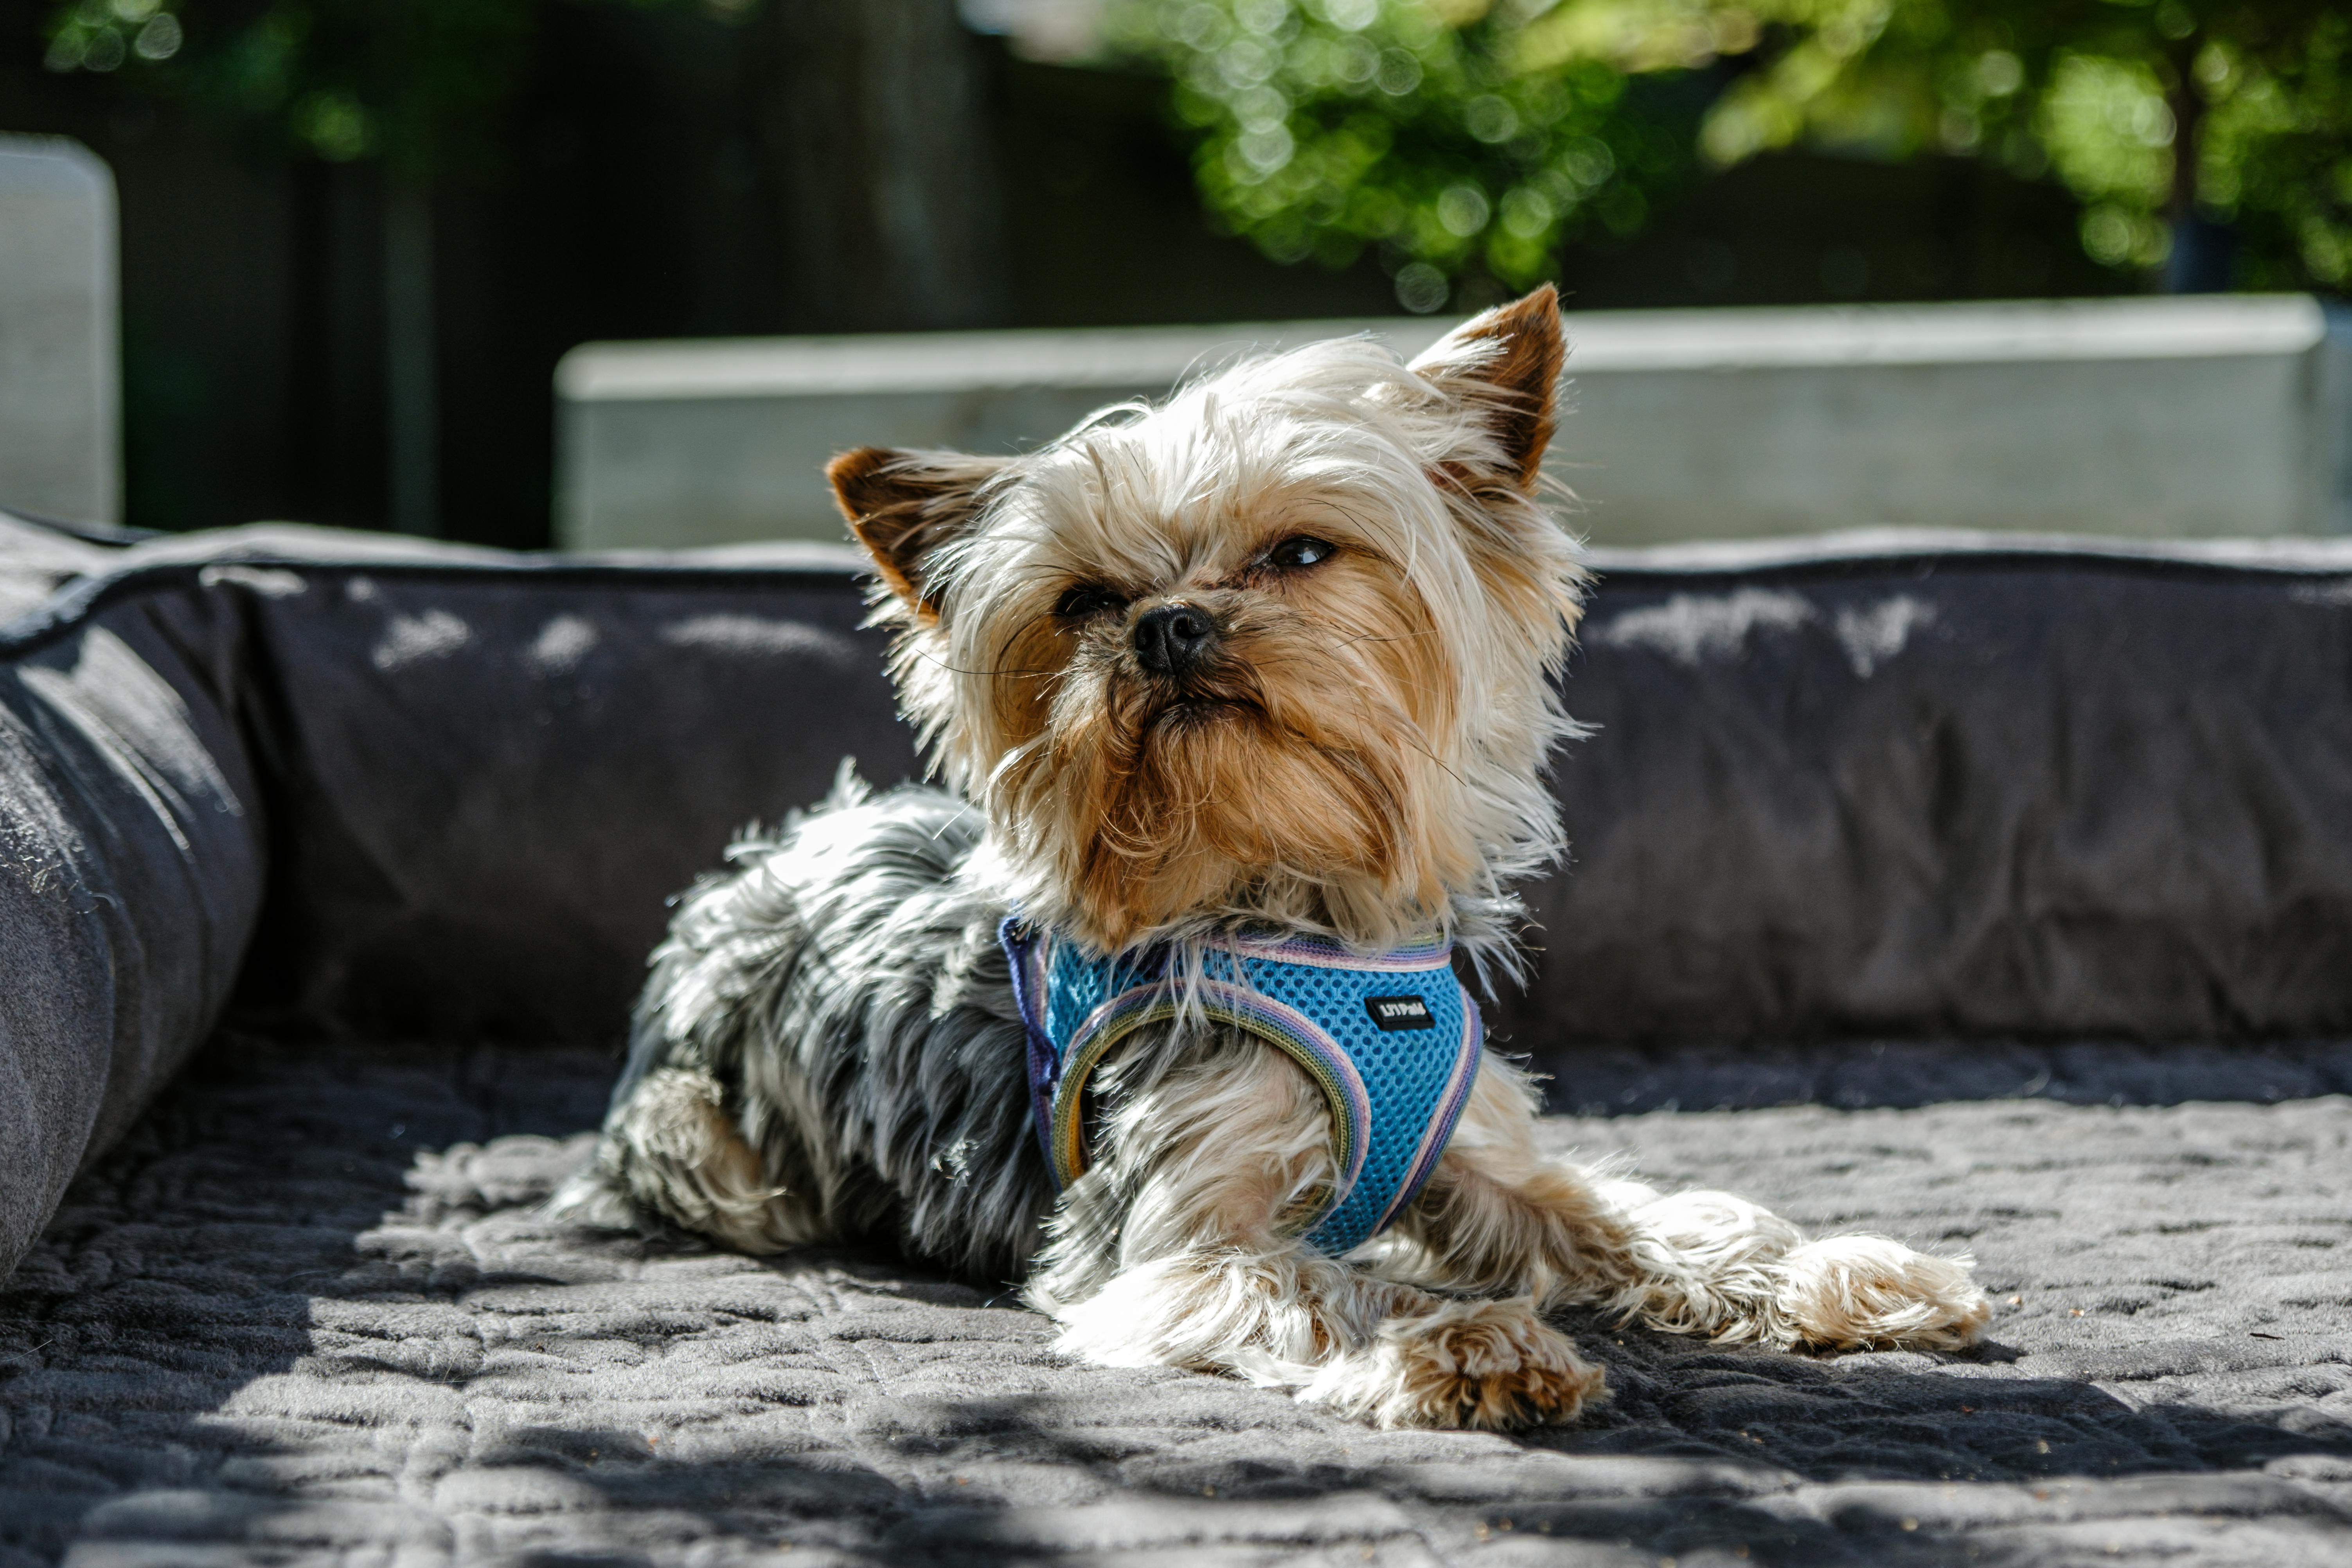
[1000,918,1483,1255]
[1046,977,1372,1232]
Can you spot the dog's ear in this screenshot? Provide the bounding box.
[1406,284,1564,491]
[829,447,1008,617]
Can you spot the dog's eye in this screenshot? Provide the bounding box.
[1267,536,1336,570]
[1054,583,1127,620]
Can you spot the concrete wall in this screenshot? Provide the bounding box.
[556,295,2352,550]
[0,135,118,527]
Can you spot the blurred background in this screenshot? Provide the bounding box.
[1,0,2347,548]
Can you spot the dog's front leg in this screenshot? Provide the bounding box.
[1392,1054,1991,1351]
[1023,1036,1604,1429]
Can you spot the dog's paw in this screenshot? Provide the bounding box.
[1302,1297,1606,1430]
[1773,1235,1991,1352]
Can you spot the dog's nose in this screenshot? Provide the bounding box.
[1133,603,1217,677]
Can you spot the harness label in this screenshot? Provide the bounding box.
[1364,994,1435,1032]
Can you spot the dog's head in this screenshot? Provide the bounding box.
[832,286,1585,955]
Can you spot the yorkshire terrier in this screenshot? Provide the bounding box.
[555,286,1989,1428]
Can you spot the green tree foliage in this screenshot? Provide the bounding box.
[1113,0,2352,302]
[1692,1,2351,286]
[1102,0,1691,308]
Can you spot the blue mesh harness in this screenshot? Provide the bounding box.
[999,920,1484,1255]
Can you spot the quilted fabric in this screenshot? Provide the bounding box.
[0,515,263,1287]
[0,518,913,1285]
[6,515,2352,1564]
[4,1034,2350,1566]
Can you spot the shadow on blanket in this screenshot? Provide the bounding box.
[1525,1038,2352,1116]
[4,1036,2349,1566]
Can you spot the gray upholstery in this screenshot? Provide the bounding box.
[0,522,913,1286]
[5,1036,2349,1566]
[1516,539,2352,1042]
[5,516,2352,1287]
[6,513,2352,1565]
[0,516,263,1280]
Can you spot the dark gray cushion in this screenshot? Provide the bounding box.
[5,515,2352,1285]
[223,552,918,1041]
[0,521,263,1280]
[12,1034,2352,1566]
[0,521,917,1283]
[1514,539,2352,1043]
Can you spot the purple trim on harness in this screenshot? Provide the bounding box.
[998,917,1059,1165]
[1223,932,1453,972]
[999,916,1485,1254]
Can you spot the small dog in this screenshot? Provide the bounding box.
[556,286,1988,1428]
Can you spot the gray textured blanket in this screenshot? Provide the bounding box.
[5,1038,2348,1566]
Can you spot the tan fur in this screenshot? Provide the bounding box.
[1770,1236,1992,1350]
[604,1066,823,1255]
[1395,1058,1988,1354]
[1029,1038,1605,1430]
[811,288,1989,1427]
[1030,1040,1984,1425]
[834,291,1586,957]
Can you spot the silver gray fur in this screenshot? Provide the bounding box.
[556,773,1059,1282]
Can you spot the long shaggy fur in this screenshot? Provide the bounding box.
[867,314,1586,963]
[559,774,1052,1282]
[556,288,1990,1429]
